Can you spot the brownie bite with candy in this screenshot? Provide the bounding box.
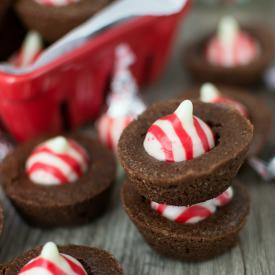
[184,83,272,156]
[183,16,274,86]
[15,0,113,42]
[1,242,124,274]
[119,99,252,260]
[1,134,116,227]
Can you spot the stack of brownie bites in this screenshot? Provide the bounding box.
[119,99,253,260]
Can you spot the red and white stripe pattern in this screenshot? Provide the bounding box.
[34,0,79,6]
[10,31,43,68]
[143,100,215,162]
[206,16,258,67]
[19,242,87,275]
[26,136,89,185]
[151,187,233,224]
[200,83,248,117]
[97,115,133,151]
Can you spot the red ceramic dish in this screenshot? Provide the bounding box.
[0,1,190,142]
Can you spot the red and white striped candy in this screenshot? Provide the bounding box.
[206,16,258,67]
[19,242,87,275]
[97,115,133,151]
[10,31,43,68]
[213,186,234,207]
[144,100,215,162]
[200,83,248,117]
[26,136,89,185]
[97,44,145,152]
[34,0,80,6]
[151,187,233,224]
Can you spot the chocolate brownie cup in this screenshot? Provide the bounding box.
[183,85,272,157]
[183,23,273,86]
[121,180,249,261]
[1,242,124,274]
[118,100,253,206]
[0,134,116,227]
[15,0,113,42]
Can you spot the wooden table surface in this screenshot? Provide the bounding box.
[1,3,275,275]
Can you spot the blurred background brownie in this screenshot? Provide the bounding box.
[183,16,274,86]
[183,84,272,157]
[15,0,114,42]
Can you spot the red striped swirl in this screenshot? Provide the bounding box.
[151,187,233,224]
[97,115,133,151]
[19,242,87,275]
[206,31,258,67]
[34,0,79,6]
[143,100,215,162]
[26,137,89,185]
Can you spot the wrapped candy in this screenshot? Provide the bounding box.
[97,44,146,151]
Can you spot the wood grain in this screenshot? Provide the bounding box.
[0,5,275,275]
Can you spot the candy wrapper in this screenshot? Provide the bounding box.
[97,44,146,151]
[249,156,275,181]
[0,131,14,161]
[0,0,187,74]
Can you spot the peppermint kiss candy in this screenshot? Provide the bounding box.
[26,136,89,185]
[19,242,87,275]
[98,115,133,150]
[206,16,259,67]
[151,187,233,224]
[200,83,248,117]
[213,186,234,207]
[143,100,215,162]
[34,0,80,7]
[10,31,43,68]
[97,44,146,151]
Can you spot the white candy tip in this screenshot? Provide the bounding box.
[24,31,42,45]
[218,15,239,42]
[200,83,220,102]
[48,136,69,153]
[175,100,193,124]
[41,242,60,259]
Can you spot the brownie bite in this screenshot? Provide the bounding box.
[1,242,124,274]
[122,181,249,261]
[15,0,113,42]
[119,99,252,261]
[183,16,274,86]
[183,84,272,157]
[118,100,253,206]
[1,133,116,228]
